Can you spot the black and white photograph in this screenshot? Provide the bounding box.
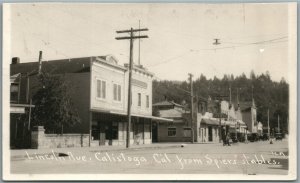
[2,2,297,181]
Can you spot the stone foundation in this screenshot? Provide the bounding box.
[31,126,89,149]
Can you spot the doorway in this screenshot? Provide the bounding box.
[208,126,213,142]
[152,122,158,142]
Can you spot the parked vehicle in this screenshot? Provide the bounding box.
[230,133,239,143]
[247,134,259,142]
[275,133,283,141]
[261,133,269,141]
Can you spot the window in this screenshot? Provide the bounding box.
[113,84,121,101]
[97,80,106,99]
[168,127,176,137]
[146,95,149,108]
[138,93,141,107]
[10,83,19,102]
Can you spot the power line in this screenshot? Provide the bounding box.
[147,36,288,68]
[147,51,192,67]
[222,36,288,45]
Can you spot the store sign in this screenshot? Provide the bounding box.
[132,79,147,89]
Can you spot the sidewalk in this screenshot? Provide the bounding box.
[10,142,184,161]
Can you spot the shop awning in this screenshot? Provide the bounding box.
[201,118,220,125]
[90,108,173,122]
[10,103,35,114]
[131,113,174,122]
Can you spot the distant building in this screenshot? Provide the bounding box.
[10,55,171,148]
[240,100,258,134]
[199,112,220,143]
[10,71,35,149]
[152,100,193,142]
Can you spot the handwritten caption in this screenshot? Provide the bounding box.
[25,150,286,169]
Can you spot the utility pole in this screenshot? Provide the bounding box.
[267,108,270,137]
[115,27,148,148]
[229,86,232,104]
[189,73,194,143]
[138,20,141,65]
[38,51,43,75]
[213,94,229,143]
[278,115,280,133]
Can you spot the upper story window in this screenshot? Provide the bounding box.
[138,93,141,107]
[146,95,149,108]
[97,79,106,99]
[113,84,121,101]
[10,83,19,103]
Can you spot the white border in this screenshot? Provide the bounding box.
[2,2,297,181]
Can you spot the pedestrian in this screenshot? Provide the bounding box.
[222,132,227,146]
[226,133,231,146]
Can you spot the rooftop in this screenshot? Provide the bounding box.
[153,100,184,108]
[10,57,92,76]
[10,55,153,77]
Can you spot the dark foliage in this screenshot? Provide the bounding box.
[153,71,289,134]
[31,72,81,134]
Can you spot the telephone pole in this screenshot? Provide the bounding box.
[115,27,148,148]
[138,20,141,65]
[267,108,270,137]
[189,73,194,143]
[278,115,280,133]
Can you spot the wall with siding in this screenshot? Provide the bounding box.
[157,123,192,142]
[90,61,126,113]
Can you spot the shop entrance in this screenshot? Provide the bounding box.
[152,122,158,142]
[208,126,213,142]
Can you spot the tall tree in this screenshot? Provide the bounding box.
[31,72,81,134]
[153,72,289,133]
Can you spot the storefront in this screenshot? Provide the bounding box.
[90,112,172,146]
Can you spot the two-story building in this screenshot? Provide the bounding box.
[10,66,35,149]
[240,100,258,134]
[10,55,171,148]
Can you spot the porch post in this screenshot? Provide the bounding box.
[89,112,92,147]
[143,118,145,144]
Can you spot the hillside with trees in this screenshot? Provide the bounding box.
[153,71,289,134]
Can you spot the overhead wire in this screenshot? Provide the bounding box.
[147,36,288,68]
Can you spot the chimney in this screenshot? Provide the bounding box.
[11,57,20,64]
[38,51,43,74]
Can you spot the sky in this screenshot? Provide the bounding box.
[7,3,296,82]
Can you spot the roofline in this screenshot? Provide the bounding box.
[93,57,127,71]
[124,64,154,77]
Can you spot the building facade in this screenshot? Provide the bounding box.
[198,112,220,143]
[241,100,258,134]
[152,101,194,142]
[10,55,170,148]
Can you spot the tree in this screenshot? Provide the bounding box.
[152,71,289,134]
[31,72,81,134]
